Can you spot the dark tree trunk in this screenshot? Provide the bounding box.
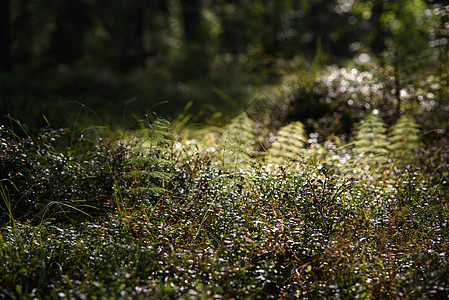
[182,0,202,43]
[217,0,241,55]
[305,0,334,55]
[144,0,170,64]
[13,1,33,63]
[372,0,386,56]
[178,0,209,77]
[394,46,402,118]
[0,0,12,71]
[149,0,168,14]
[120,0,145,69]
[262,0,281,56]
[51,0,85,64]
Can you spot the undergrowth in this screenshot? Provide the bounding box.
[1,107,448,299]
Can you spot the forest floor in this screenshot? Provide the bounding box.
[1,61,449,298]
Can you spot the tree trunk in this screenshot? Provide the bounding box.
[372,0,386,57]
[217,1,239,54]
[120,0,145,68]
[179,0,209,77]
[262,0,280,56]
[51,0,85,64]
[394,46,401,118]
[0,0,12,71]
[182,0,201,43]
[14,1,33,64]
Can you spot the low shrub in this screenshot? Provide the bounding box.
[0,125,124,225]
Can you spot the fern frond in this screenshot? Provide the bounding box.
[223,113,257,147]
[146,117,175,151]
[270,121,306,161]
[389,115,420,158]
[218,112,257,171]
[354,113,390,160]
[125,117,176,200]
[130,186,168,196]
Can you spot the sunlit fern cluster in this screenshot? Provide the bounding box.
[354,113,421,163]
[124,113,421,195]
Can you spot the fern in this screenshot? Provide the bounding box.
[389,115,420,158]
[126,117,176,198]
[218,112,256,172]
[270,121,306,161]
[354,113,390,161]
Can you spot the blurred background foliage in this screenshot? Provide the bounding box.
[0,0,448,138]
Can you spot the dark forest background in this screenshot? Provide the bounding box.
[1,0,449,134]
